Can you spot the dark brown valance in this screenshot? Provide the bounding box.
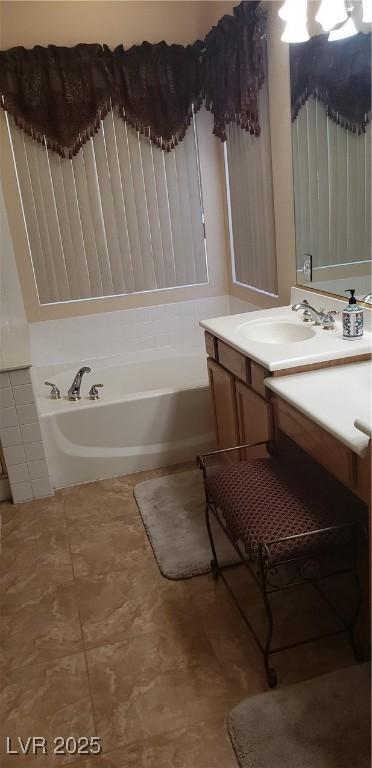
[203,0,266,140]
[0,1,266,158]
[113,40,203,152]
[290,32,371,134]
[0,43,115,157]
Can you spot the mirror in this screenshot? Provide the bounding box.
[290,28,372,303]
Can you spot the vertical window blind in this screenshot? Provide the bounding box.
[224,52,278,297]
[292,96,372,271]
[6,110,208,305]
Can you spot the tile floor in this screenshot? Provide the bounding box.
[0,462,356,767]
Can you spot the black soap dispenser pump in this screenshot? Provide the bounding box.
[343,289,364,339]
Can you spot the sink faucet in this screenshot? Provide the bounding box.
[292,303,338,330]
[67,367,91,400]
[362,293,372,304]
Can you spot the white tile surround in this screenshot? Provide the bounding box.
[0,369,53,503]
[29,295,258,369]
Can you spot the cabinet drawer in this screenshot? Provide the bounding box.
[274,397,355,489]
[204,332,217,360]
[217,340,250,383]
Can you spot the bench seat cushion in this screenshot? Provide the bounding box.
[206,458,352,563]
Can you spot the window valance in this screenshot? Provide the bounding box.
[0,1,266,158]
[290,32,371,134]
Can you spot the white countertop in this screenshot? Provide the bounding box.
[200,306,372,372]
[354,417,372,440]
[265,361,372,457]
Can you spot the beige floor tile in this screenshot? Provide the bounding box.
[72,718,237,768]
[190,566,355,688]
[0,579,83,673]
[188,575,249,642]
[0,509,73,592]
[189,576,266,693]
[76,558,191,648]
[0,654,95,767]
[0,465,360,766]
[87,633,245,751]
[123,461,194,488]
[1,496,65,541]
[68,516,149,577]
[276,635,356,686]
[62,481,134,523]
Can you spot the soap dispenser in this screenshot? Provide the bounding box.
[343,289,364,339]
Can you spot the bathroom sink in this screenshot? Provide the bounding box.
[237,320,316,345]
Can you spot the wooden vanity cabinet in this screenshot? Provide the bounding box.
[206,335,272,461]
[204,331,371,503]
[272,396,356,489]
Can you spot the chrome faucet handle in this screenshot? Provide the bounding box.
[322,310,339,330]
[88,384,103,400]
[44,381,61,400]
[301,300,313,323]
[296,299,314,323]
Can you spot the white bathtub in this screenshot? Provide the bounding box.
[35,351,214,489]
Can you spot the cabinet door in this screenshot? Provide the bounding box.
[236,380,271,460]
[207,359,240,458]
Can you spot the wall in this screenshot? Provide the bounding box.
[0,181,30,370]
[228,2,297,309]
[0,1,234,48]
[0,182,29,501]
[0,183,26,331]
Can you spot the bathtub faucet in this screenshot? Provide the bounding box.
[67,367,91,401]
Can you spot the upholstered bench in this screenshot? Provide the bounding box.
[197,441,364,687]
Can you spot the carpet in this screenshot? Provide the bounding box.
[134,469,238,579]
[228,663,371,768]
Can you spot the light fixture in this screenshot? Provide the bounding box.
[328,15,358,39]
[315,0,348,32]
[279,0,309,43]
[362,0,372,22]
[278,0,297,21]
[281,21,310,43]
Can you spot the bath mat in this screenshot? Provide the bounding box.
[228,663,371,768]
[134,470,239,579]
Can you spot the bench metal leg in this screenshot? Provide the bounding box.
[259,546,278,688]
[200,466,364,689]
[205,502,220,580]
